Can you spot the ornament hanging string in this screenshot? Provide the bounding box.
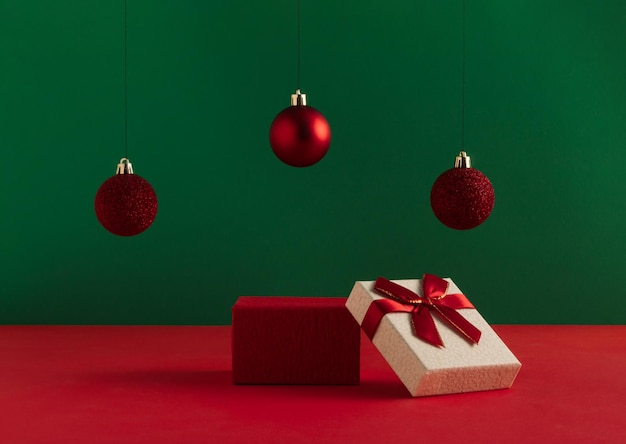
[461,0,466,152]
[297,0,301,90]
[124,0,128,159]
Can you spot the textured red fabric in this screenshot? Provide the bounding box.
[232,296,360,384]
[0,325,625,444]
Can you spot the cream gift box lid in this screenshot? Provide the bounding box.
[346,277,522,397]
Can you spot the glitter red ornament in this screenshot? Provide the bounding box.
[95,158,158,236]
[269,89,331,167]
[430,151,494,230]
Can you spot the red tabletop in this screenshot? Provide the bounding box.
[0,325,624,443]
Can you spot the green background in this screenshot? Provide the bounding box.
[1,0,625,325]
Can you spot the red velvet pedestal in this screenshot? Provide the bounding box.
[232,296,360,385]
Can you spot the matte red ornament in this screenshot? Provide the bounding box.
[430,151,494,230]
[95,158,158,236]
[269,89,331,167]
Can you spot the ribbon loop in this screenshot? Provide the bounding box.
[422,273,449,300]
[363,274,481,348]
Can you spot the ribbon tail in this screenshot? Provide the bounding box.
[362,298,413,341]
[411,306,444,347]
[433,305,482,344]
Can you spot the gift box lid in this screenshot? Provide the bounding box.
[346,276,521,396]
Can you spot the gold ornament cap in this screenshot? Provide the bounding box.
[454,151,471,168]
[115,158,134,175]
[291,89,307,106]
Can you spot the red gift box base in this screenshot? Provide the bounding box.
[232,296,360,385]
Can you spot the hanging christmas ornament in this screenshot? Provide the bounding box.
[430,151,494,230]
[95,158,158,236]
[269,89,331,167]
[95,0,158,236]
[269,0,331,167]
[430,0,494,230]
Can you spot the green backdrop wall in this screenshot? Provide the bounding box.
[2,0,625,325]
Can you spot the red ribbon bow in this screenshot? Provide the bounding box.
[361,274,481,347]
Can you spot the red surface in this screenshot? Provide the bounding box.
[0,325,625,443]
[232,297,360,384]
